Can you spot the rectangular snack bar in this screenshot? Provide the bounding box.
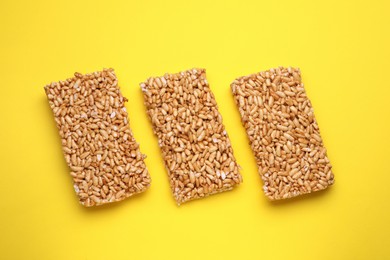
[44,68,151,207]
[141,68,242,204]
[231,67,334,200]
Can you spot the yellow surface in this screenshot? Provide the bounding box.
[0,0,389,259]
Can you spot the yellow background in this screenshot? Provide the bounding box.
[0,0,389,259]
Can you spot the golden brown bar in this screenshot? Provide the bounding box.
[141,68,242,204]
[231,67,334,200]
[44,69,151,206]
